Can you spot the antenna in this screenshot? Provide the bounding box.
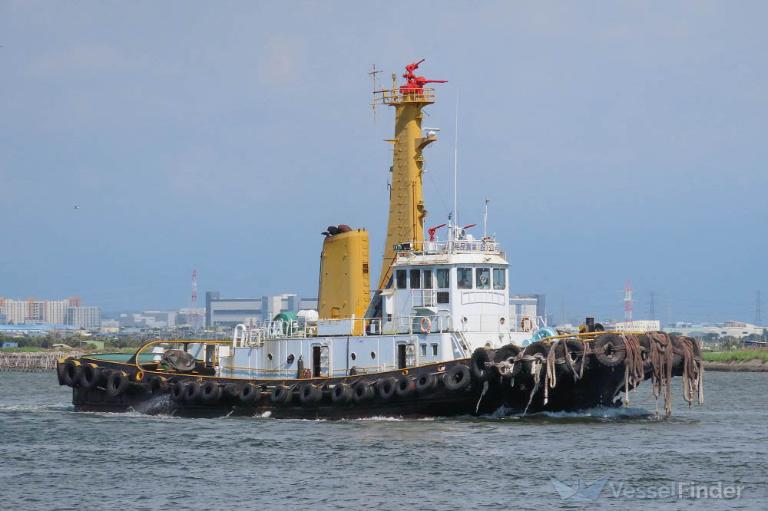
[452,92,459,240]
[368,64,381,121]
[649,290,656,320]
[483,198,490,238]
[756,290,762,325]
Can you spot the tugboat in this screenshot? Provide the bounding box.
[58,60,703,419]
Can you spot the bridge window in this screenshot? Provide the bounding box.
[410,269,421,289]
[476,268,490,289]
[436,268,450,289]
[423,269,433,289]
[458,268,473,289]
[493,268,506,290]
[395,270,407,289]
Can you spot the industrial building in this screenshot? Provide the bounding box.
[0,296,101,331]
[509,294,546,327]
[205,292,318,328]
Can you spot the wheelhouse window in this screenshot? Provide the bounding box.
[457,268,473,289]
[436,268,450,289]
[410,269,421,289]
[423,269,433,289]
[395,270,407,289]
[476,268,490,289]
[493,268,506,290]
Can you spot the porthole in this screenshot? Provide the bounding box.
[370,351,376,360]
[287,354,295,365]
[351,352,357,361]
[267,353,273,360]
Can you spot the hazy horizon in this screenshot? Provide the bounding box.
[1,1,766,324]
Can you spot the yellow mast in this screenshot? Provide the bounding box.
[374,61,445,290]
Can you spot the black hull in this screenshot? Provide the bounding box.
[61,332,703,419]
[68,360,628,420]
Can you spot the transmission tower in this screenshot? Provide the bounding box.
[624,279,633,323]
[190,269,200,331]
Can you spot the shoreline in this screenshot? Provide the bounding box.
[703,360,768,372]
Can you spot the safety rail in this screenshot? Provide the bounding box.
[375,87,436,105]
[396,239,502,257]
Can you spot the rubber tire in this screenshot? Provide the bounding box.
[106,371,129,397]
[394,375,415,398]
[200,381,222,403]
[299,384,322,405]
[375,377,397,401]
[239,383,259,403]
[593,334,626,367]
[170,380,185,401]
[332,383,352,404]
[63,360,80,388]
[183,381,202,403]
[224,383,240,400]
[148,375,166,394]
[80,364,103,390]
[270,385,292,405]
[493,344,522,378]
[442,364,471,392]
[415,373,438,394]
[56,360,67,385]
[470,348,494,381]
[352,381,375,403]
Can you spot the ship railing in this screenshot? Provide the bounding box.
[375,87,437,105]
[233,320,316,347]
[396,239,503,257]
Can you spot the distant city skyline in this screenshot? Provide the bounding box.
[1,2,766,323]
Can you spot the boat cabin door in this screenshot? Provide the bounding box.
[397,344,407,369]
[312,345,322,377]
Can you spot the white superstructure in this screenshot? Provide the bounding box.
[218,231,543,380]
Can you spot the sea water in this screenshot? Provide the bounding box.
[0,371,766,510]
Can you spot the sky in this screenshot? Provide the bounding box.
[1,1,766,324]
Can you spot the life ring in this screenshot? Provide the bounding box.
[442,364,471,392]
[375,377,397,400]
[419,317,432,333]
